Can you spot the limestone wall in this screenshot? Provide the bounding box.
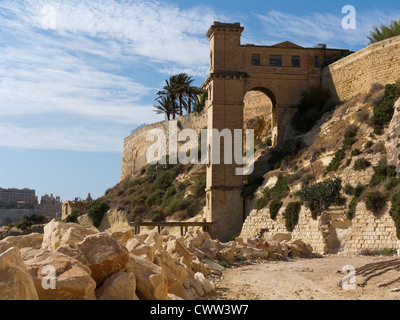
[322,35,400,102]
[241,201,400,255]
[120,112,207,182]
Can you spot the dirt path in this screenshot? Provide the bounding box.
[211,256,400,300]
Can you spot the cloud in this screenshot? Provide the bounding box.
[255,9,400,49]
[0,0,215,153]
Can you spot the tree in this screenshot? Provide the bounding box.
[368,19,400,44]
[154,95,174,121]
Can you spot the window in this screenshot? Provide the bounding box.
[269,55,282,66]
[292,56,300,67]
[315,56,319,68]
[251,54,260,66]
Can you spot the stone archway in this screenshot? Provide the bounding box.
[243,87,277,147]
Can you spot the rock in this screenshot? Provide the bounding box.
[239,247,268,260]
[190,279,204,297]
[110,228,136,246]
[192,257,210,276]
[4,233,43,249]
[144,231,163,251]
[126,254,166,300]
[153,249,190,300]
[0,247,39,300]
[20,248,96,300]
[165,239,193,268]
[126,237,156,262]
[288,239,313,257]
[198,239,218,259]
[272,233,292,242]
[203,257,225,273]
[41,219,98,251]
[194,272,215,294]
[56,233,129,287]
[95,272,139,300]
[167,293,184,300]
[0,240,13,253]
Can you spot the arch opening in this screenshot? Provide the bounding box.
[243,87,278,148]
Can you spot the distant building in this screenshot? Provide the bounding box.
[39,194,62,218]
[0,188,38,205]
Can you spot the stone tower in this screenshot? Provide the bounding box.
[204,22,247,242]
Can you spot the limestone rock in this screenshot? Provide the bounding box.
[272,233,292,242]
[110,228,136,247]
[41,219,98,251]
[20,248,96,300]
[194,272,215,295]
[126,254,166,300]
[95,272,139,300]
[4,233,43,249]
[56,233,129,287]
[0,240,13,253]
[153,249,190,300]
[288,239,313,257]
[239,247,268,260]
[126,237,156,262]
[0,247,38,300]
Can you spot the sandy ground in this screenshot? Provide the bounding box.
[210,255,400,300]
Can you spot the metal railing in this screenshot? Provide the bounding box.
[131,123,147,135]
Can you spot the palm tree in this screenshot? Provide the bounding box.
[368,19,400,44]
[154,95,174,121]
[157,77,178,119]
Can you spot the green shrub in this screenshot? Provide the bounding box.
[326,126,358,173]
[255,175,289,210]
[365,190,387,214]
[131,205,145,216]
[354,184,366,198]
[162,186,177,206]
[370,82,400,134]
[89,200,110,228]
[368,19,400,44]
[369,160,396,187]
[65,211,80,223]
[269,200,283,220]
[14,214,47,230]
[385,178,400,191]
[347,197,359,220]
[195,174,207,198]
[351,149,361,156]
[296,178,342,219]
[364,140,373,149]
[146,190,165,206]
[353,158,372,171]
[267,139,303,170]
[259,136,272,148]
[291,86,332,133]
[389,193,400,239]
[132,194,146,207]
[152,169,177,191]
[166,194,196,217]
[150,209,164,222]
[343,184,354,195]
[283,202,302,232]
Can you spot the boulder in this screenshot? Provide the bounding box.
[194,272,215,295]
[56,233,129,287]
[165,239,192,268]
[110,228,136,246]
[20,248,96,300]
[153,250,189,300]
[239,247,268,260]
[288,239,313,257]
[0,240,13,253]
[4,233,43,249]
[126,238,156,262]
[0,247,38,300]
[126,254,166,300]
[198,239,218,259]
[144,231,163,251]
[95,272,139,300]
[272,233,292,242]
[41,219,98,251]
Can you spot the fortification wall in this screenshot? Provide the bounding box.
[322,35,400,102]
[120,112,207,181]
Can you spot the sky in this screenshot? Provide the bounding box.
[0,0,399,202]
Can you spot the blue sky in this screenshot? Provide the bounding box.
[1,0,399,202]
